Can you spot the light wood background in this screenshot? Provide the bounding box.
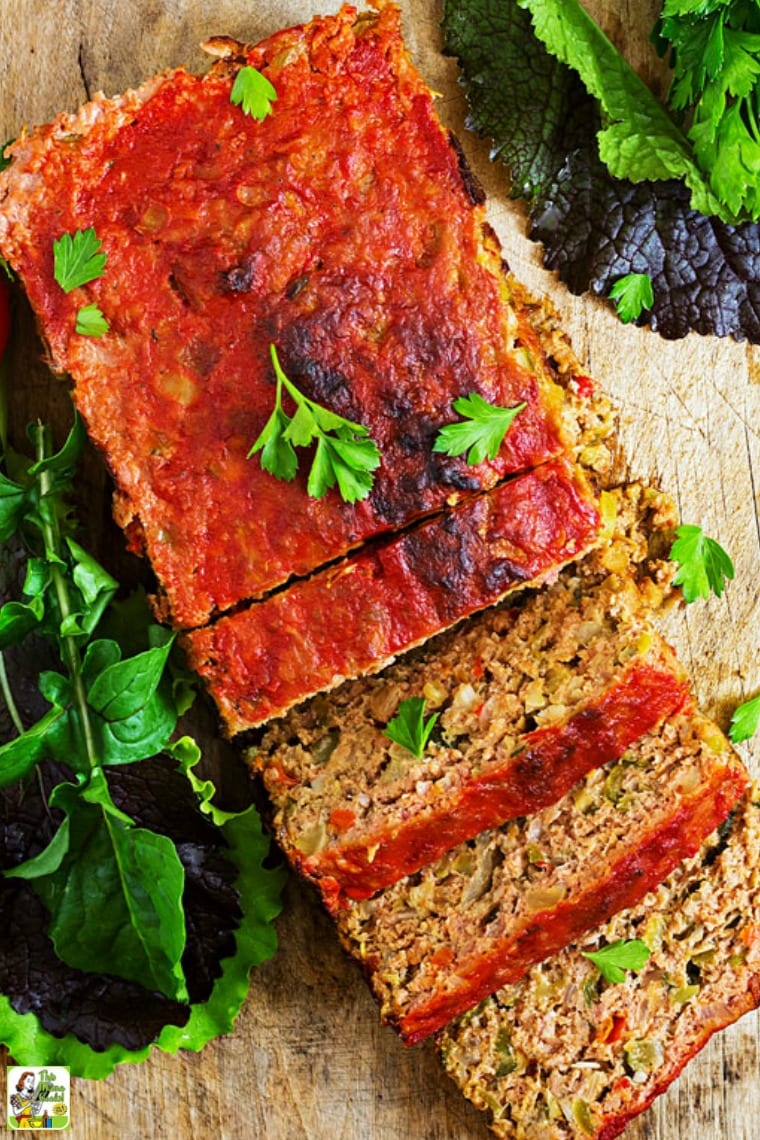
[1,1,758,1137]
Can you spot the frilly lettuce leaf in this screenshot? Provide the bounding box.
[0,744,285,1078]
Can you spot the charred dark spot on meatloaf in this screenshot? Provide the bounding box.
[219,252,262,294]
[401,510,479,607]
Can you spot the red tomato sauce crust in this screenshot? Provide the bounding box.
[183,459,600,732]
[299,659,692,907]
[0,4,576,629]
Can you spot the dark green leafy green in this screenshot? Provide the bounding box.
[15,778,188,1002]
[249,344,381,502]
[442,0,760,342]
[581,938,651,984]
[433,393,526,465]
[517,0,726,218]
[384,697,438,760]
[0,410,285,1067]
[655,1,760,221]
[230,66,277,120]
[52,229,107,294]
[670,524,735,601]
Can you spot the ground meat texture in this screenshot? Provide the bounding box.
[333,712,747,1044]
[439,789,760,1140]
[183,459,600,732]
[252,476,682,906]
[0,5,593,630]
[254,577,689,908]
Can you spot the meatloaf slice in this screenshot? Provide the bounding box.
[439,788,760,1140]
[334,712,747,1044]
[254,582,689,907]
[0,4,597,629]
[183,458,600,732]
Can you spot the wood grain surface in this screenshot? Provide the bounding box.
[1,1,759,1137]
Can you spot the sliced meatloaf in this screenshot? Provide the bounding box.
[253,570,689,908]
[439,788,760,1140]
[334,712,747,1044]
[0,4,603,630]
[183,458,600,732]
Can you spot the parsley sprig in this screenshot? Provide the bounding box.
[384,696,439,760]
[609,273,654,324]
[52,229,109,338]
[230,66,277,120]
[730,693,760,743]
[52,228,106,293]
[670,524,734,603]
[433,392,526,465]
[75,303,109,337]
[249,344,381,502]
[581,938,651,985]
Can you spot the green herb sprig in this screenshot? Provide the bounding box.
[581,938,651,985]
[433,392,526,465]
[75,303,109,337]
[608,273,654,323]
[384,696,439,760]
[230,66,277,120]
[52,229,109,339]
[730,693,760,743]
[53,229,106,293]
[249,344,381,502]
[670,524,734,602]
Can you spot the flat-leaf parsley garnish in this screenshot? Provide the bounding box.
[230,66,277,120]
[729,693,760,744]
[433,392,526,465]
[608,273,654,324]
[384,696,438,760]
[52,228,107,293]
[581,938,651,984]
[670,524,734,603]
[75,303,109,337]
[249,344,381,502]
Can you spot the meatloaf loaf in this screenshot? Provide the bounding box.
[253,554,689,907]
[439,788,760,1139]
[0,3,601,631]
[184,458,600,732]
[334,712,747,1044]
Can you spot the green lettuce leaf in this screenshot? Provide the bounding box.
[0,749,285,1078]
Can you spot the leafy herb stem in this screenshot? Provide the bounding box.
[0,650,23,734]
[32,421,99,770]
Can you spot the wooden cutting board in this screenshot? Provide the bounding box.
[1,1,758,1137]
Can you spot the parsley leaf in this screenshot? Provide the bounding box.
[729,693,760,743]
[608,273,654,323]
[230,66,277,120]
[75,303,109,337]
[670,524,735,603]
[581,938,651,984]
[432,393,526,465]
[384,696,438,760]
[249,344,381,503]
[52,228,107,293]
